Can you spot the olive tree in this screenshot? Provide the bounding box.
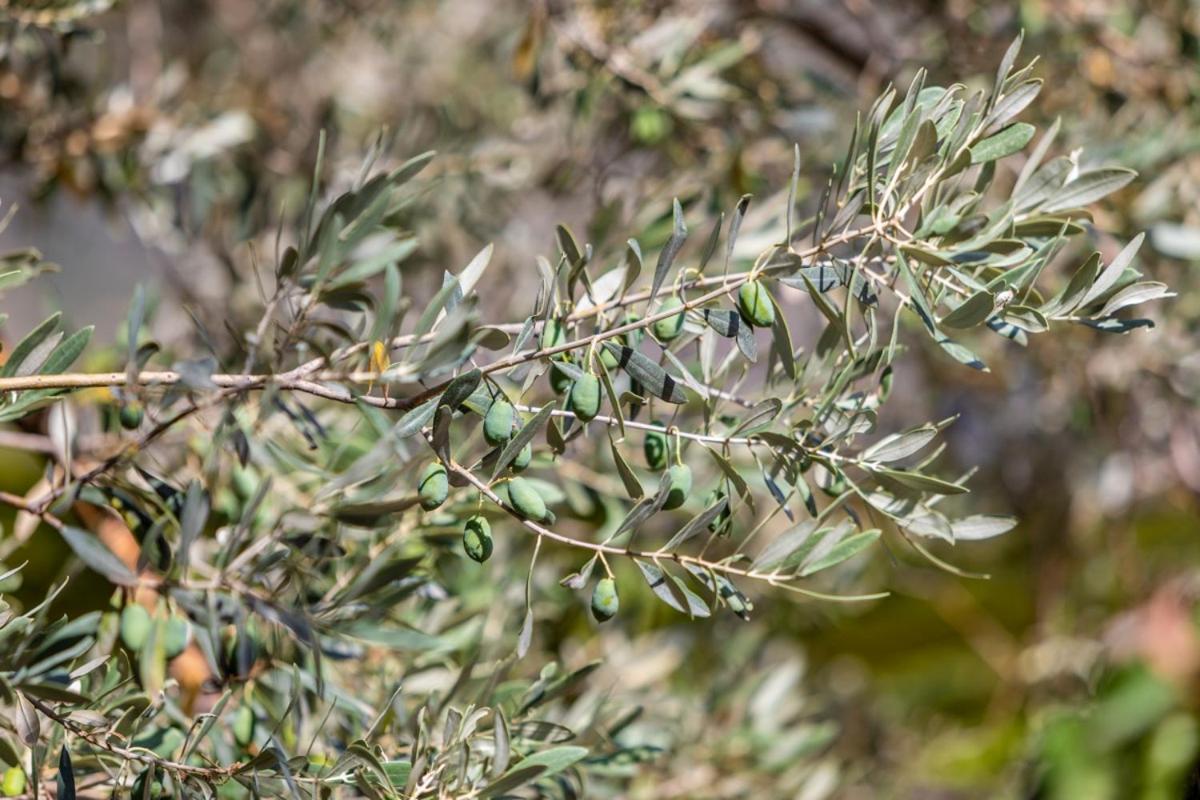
[0,36,1170,798]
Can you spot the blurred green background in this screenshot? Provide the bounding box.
[1,1,1198,797]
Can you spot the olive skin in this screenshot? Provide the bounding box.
[591,578,619,622]
[652,298,685,341]
[643,421,668,470]
[662,464,692,510]
[418,462,449,510]
[119,401,144,430]
[120,604,152,652]
[463,515,493,563]
[508,477,547,521]
[570,373,602,422]
[484,400,516,446]
[2,767,26,797]
[737,280,776,327]
[164,615,191,659]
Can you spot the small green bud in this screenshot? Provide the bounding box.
[570,373,601,422]
[119,401,144,430]
[737,280,776,327]
[652,298,685,341]
[662,463,692,510]
[644,421,668,470]
[591,577,619,622]
[508,477,547,521]
[418,462,449,510]
[462,515,493,563]
[120,603,152,652]
[484,399,515,446]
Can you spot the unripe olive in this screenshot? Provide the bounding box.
[2,767,25,797]
[591,578,619,622]
[737,280,776,327]
[512,442,533,472]
[483,399,515,446]
[120,603,152,652]
[508,477,547,521]
[418,462,449,510]
[462,515,493,563]
[0,563,22,594]
[599,343,620,370]
[643,421,668,470]
[540,318,565,351]
[549,364,573,395]
[662,463,692,510]
[119,401,144,430]
[233,705,256,748]
[652,298,685,341]
[164,614,191,659]
[570,373,601,422]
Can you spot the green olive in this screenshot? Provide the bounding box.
[462,515,493,563]
[652,298,685,341]
[163,614,191,659]
[549,363,573,394]
[540,318,565,352]
[643,421,668,470]
[2,767,25,797]
[590,578,619,622]
[418,462,449,510]
[120,604,152,652]
[0,563,22,595]
[119,401,144,430]
[737,280,776,327]
[508,477,547,521]
[512,442,533,472]
[662,463,692,510]
[233,705,256,748]
[483,399,515,446]
[570,373,601,422]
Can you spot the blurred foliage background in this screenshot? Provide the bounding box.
[0,1,1198,797]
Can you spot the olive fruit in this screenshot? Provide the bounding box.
[2,767,25,797]
[643,421,668,470]
[662,463,692,510]
[0,563,22,595]
[512,442,533,471]
[418,462,449,510]
[119,401,144,430]
[591,578,619,622]
[549,364,573,394]
[570,373,601,422]
[737,280,776,328]
[508,477,547,521]
[164,614,191,659]
[483,399,515,446]
[652,298,685,341]
[462,515,493,563]
[233,705,256,748]
[120,603,152,652]
[540,318,565,351]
